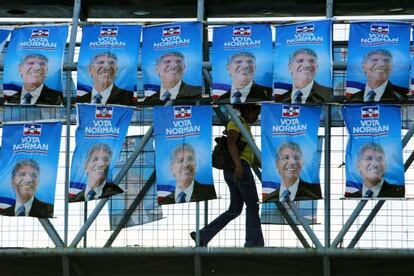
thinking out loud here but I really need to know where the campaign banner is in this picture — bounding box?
[69,104,133,202]
[261,103,322,202]
[343,105,405,198]
[109,136,163,229]
[0,121,62,218]
[273,20,332,103]
[211,24,273,104]
[141,22,202,104]
[3,25,68,105]
[154,105,216,205]
[345,21,410,102]
[77,24,141,106]
[261,200,318,225]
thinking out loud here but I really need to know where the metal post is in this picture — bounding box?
[196,202,201,247]
[38,218,65,248]
[347,200,386,248]
[324,105,331,249]
[104,171,156,247]
[63,0,82,246]
[61,256,70,276]
[326,0,333,18]
[402,124,414,148]
[287,202,323,248]
[331,200,368,248]
[274,202,311,248]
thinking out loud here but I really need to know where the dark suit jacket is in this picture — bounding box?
[346,180,405,198]
[275,81,332,103]
[77,84,135,106]
[1,197,54,218]
[345,81,408,103]
[158,180,217,205]
[69,182,124,203]
[263,179,322,203]
[5,85,63,105]
[142,81,202,105]
[214,82,272,104]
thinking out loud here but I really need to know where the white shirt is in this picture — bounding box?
[362,179,384,198]
[91,84,113,104]
[174,180,195,203]
[363,81,388,102]
[230,81,253,104]
[84,181,106,201]
[290,81,314,104]
[160,81,181,100]
[14,197,35,216]
[279,178,300,202]
[20,85,43,104]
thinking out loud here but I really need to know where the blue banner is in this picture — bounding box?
[154,105,216,204]
[109,136,163,229]
[69,104,133,202]
[211,24,273,104]
[345,21,410,102]
[261,103,322,202]
[343,105,404,198]
[3,25,68,105]
[273,20,332,103]
[0,121,62,218]
[141,22,202,104]
[77,25,141,106]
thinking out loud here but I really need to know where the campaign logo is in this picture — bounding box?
[370,24,389,34]
[100,27,118,37]
[162,26,181,37]
[31,29,50,38]
[361,106,379,119]
[24,124,42,136]
[95,106,113,119]
[174,106,192,119]
[233,26,251,36]
[282,105,300,117]
[296,24,314,33]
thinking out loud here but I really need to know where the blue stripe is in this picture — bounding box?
[346,180,362,190]
[346,81,365,91]
[77,84,92,93]
[158,185,175,193]
[212,83,231,91]
[144,84,160,93]
[262,181,280,189]
[70,181,86,190]
[0,197,15,205]
[273,82,292,90]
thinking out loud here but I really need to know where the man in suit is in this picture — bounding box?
[69,143,123,202]
[346,49,408,102]
[346,143,404,198]
[214,52,272,104]
[158,143,216,205]
[5,54,63,105]
[143,51,201,104]
[77,52,135,106]
[1,159,53,218]
[275,48,331,103]
[264,141,321,202]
